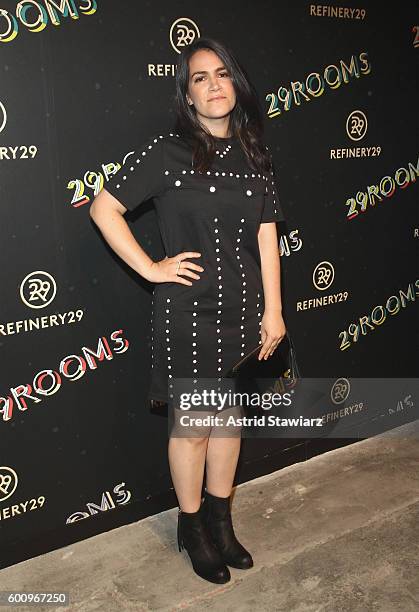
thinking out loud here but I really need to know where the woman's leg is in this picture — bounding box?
[168,399,242,509]
[170,432,232,584]
[201,414,253,570]
[204,403,243,495]
[204,436,241,496]
[168,436,209,512]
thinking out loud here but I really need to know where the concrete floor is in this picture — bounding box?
[1,420,419,612]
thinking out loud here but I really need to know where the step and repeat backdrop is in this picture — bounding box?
[0,1,418,568]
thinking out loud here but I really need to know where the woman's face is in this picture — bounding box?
[186,49,236,128]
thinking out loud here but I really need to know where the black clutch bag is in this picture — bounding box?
[226,331,300,380]
[225,331,301,413]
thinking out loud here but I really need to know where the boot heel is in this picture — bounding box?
[177,508,183,552]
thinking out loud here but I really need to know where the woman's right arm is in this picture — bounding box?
[89,188,203,286]
[89,188,156,281]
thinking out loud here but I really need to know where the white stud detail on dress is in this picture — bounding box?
[151,291,154,370]
[271,179,278,215]
[192,299,199,391]
[166,297,174,399]
[237,217,247,357]
[215,143,232,160]
[161,168,267,181]
[114,134,175,190]
[213,217,223,375]
[257,292,262,341]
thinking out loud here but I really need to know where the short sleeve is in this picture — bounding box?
[104,134,166,212]
[261,146,285,223]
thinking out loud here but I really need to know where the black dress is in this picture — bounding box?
[105,132,285,406]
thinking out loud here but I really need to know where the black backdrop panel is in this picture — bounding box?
[0,0,418,568]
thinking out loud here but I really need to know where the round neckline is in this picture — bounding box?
[213,135,235,142]
[215,136,236,146]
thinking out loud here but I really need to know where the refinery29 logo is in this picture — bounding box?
[313,261,335,291]
[0,466,18,502]
[19,270,57,309]
[346,110,368,141]
[0,99,6,133]
[169,17,200,54]
[331,378,351,405]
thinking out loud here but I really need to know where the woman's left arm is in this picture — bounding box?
[257,222,286,360]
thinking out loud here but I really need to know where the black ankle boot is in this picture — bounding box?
[177,504,231,584]
[202,490,254,569]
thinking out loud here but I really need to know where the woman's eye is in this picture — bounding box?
[194,73,229,83]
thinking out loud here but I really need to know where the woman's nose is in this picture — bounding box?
[208,79,220,91]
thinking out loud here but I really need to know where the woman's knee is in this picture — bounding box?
[169,432,210,444]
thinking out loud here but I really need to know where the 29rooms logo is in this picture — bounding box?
[345,155,419,220]
[340,279,419,351]
[0,0,97,43]
[66,482,132,523]
[0,330,129,423]
[265,51,371,119]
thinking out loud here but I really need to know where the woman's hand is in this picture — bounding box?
[144,251,204,285]
[258,309,286,360]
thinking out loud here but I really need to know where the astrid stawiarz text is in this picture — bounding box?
[177,415,324,428]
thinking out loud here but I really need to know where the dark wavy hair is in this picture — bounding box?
[173,37,271,175]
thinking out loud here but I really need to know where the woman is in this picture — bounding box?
[90,37,286,584]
